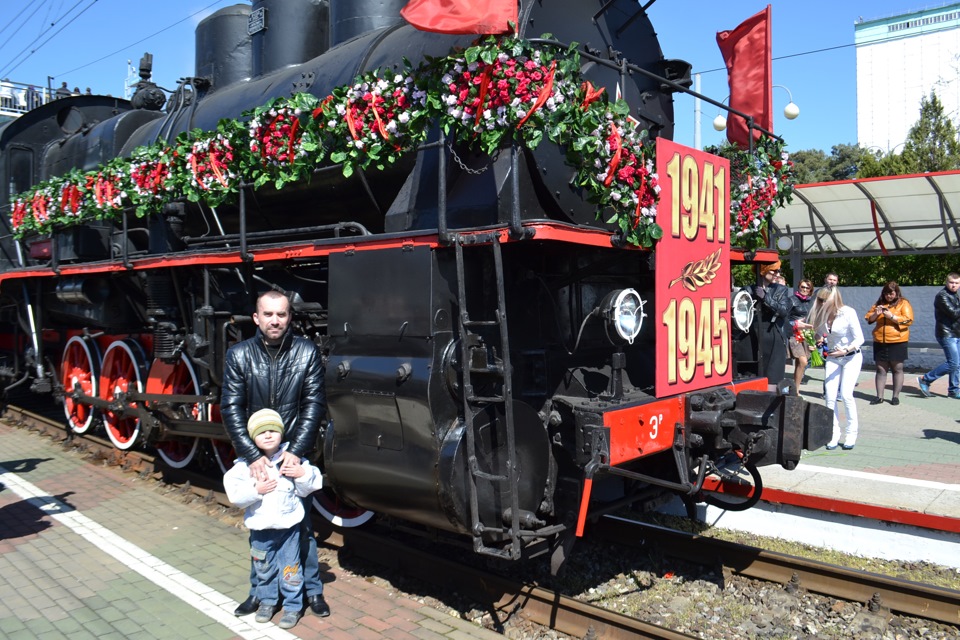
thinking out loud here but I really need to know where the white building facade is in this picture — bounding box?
[856,4,960,151]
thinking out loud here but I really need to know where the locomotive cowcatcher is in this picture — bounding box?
[0,0,831,566]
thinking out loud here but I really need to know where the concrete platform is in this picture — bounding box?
[0,422,503,640]
[763,363,960,521]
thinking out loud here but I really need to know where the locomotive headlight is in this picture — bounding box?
[601,288,647,345]
[732,289,756,332]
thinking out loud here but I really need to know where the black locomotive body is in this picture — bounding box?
[0,0,831,562]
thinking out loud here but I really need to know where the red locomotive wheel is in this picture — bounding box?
[208,404,236,473]
[312,491,375,528]
[146,355,201,469]
[98,339,146,451]
[60,336,101,434]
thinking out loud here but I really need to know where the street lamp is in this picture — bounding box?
[712,85,800,132]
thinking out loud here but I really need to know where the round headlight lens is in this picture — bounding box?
[732,289,755,332]
[603,288,646,345]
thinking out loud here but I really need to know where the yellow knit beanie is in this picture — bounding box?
[247,408,284,440]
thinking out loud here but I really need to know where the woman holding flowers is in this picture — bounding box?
[800,286,864,450]
[787,279,816,393]
[864,281,913,406]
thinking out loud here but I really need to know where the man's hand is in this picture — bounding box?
[279,450,305,478]
[248,455,273,482]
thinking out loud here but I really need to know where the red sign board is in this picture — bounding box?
[654,139,732,396]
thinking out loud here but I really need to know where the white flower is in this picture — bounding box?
[398,112,409,124]
[444,94,458,106]
[611,192,621,201]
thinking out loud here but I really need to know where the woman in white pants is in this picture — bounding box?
[800,287,864,450]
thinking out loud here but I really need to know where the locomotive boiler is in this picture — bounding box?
[0,0,831,565]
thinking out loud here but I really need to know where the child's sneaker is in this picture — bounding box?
[255,603,276,623]
[278,610,301,629]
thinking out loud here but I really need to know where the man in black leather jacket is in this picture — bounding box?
[221,290,330,618]
[918,272,960,399]
[749,260,791,386]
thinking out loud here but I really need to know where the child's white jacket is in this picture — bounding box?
[223,443,324,530]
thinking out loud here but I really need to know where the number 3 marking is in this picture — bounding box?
[649,414,663,440]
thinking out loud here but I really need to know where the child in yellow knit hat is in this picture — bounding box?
[223,408,323,629]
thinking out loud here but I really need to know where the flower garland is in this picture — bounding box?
[317,63,430,178]
[704,136,795,251]
[568,98,661,247]
[6,35,792,252]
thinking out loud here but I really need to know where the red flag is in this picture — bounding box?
[400,0,517,35]
[716,6,772,148]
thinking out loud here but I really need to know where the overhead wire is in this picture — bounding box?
[0,0,52,57]
[0,0,96,78]
[55,0,230,79]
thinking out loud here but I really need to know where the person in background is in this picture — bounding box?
[223,409,324,630]
[749,260,791,385]
[823,272,839,289]
[917,272,960,399]
[786,279,815,393]
[865,282,913,405]
[801,286,864,450]
[221,290,330,618]
[55,82,71,99]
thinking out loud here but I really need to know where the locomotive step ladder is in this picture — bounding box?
[453,234,523,560]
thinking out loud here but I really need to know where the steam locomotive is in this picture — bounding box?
[0,0,831,566]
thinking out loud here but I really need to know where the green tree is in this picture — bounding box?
[900,91,960,172]
[790,143,863,183]
[861,91,960,177]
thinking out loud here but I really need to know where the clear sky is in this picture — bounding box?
[0,1,940,153]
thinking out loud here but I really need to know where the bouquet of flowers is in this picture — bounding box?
[796,327,825,367]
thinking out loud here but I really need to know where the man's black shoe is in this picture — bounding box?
[308,594,331,617]
[234,595,260,616]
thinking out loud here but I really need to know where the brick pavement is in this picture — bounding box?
[0,421,504,640]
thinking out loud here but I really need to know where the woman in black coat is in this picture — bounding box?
[749,260,792,386]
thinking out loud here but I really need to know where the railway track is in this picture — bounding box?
[4,402,960,637]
